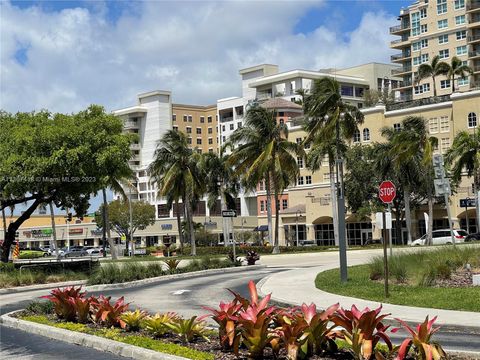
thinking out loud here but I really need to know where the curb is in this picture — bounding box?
[0,265,266,295]
[0,311,188,360]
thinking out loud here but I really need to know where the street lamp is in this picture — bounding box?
[336,113,348,283]
[295,210,300,247]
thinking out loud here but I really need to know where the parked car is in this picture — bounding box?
[61,246,88,258]
[465,232,480,242]
[85,247,102,255]
[410,229,468,246]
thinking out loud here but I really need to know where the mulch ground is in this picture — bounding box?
[435,267,480,288]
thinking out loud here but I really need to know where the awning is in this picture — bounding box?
[253,225,269,232]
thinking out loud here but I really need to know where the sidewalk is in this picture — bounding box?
[258,254,480,328]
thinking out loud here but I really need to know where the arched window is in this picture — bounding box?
[363,128,370,142]
[468,112,477,128]
[353,130,360,143]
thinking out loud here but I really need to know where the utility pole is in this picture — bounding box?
[433,154,455,247]
[296,210,300,247]
[336,113,347,283]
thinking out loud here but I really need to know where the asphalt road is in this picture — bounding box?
[1,250,480,358]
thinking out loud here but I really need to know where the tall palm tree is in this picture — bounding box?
[416,55,450,97]
[303,77,364,247]
[446,130,480,231]
[385,116,437,245]
[447,56,473,93]
[228,105,303,253]
[149,130,204,256]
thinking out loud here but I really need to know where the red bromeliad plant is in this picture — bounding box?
[273,309,309,360]
[41,286,86,321]
[92,295,130,328]
[330,305,393,360]
[392,316,446,360]
[203,299,243,350]
[74,296,97,323]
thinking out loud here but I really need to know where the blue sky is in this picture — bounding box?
[2,0,412,214]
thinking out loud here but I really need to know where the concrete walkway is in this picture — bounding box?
[258,250,480,328]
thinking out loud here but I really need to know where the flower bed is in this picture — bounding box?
[15,282,463,360]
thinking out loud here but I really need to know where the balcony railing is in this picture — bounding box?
[387,94,451,111]
[468,34,480,42]
[220,116,233,123]
[257,92,272,100]
[398,79,413,87]
[391,38,409,45]
[469,50,480,57]
[392,66,412,75]
[124,121,139,129]
[389,23,410,33]
[391,52,411,61]
[467,1,480,11]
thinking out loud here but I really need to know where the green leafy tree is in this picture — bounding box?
[0,106,133,262]
[228,105,303,253]
[95,199,155,246]
[415,55,450,97]
[148,130,204,256]
[446,56,473,93]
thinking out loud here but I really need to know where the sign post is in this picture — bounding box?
[222,210,237,262]
[433,154,455,247]
[379,180,396,298]
[460,198,476,233]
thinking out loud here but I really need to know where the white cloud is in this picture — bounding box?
[0,1,398,113]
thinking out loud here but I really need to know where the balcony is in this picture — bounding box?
[256,91,272,100]
[124,121,139,129]
[469,50,480,58]
[466,1,480,13]
[473,65,480,73]
[468,34,480,44]
[130,143,141,150]
[391,66,412,76]
[468,15,480,28]
[390,23,410,34]
[391,52,411,63]
[396,79,413,89]
[390,38,411,49]
[220,116,233,123]
[387,94,451,111]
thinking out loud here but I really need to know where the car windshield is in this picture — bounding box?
[457,230,468,237]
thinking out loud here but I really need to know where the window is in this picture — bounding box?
[341,85,354,97]
[282,199,288,210]
[196,138,202,145]
[437,0,447,14]
[363,128,370,142]
[208,127,213,134]
[456,30,466,40]
[186,127,192,134]
[183,115,188,122]
[420,8,427,18]
[196,128,202,134]
[208,148,213,153]
[429,118,439,133]
[323,173,330,183]
[354,87,364,97]
[411,12,421,36]
[305,176,312,185]
[455,0,465,9]
[297,177,304,185]
[222,125,225,132]
[229,124,234,130]
[207,116,212,123]
[196,148,202,154]
[439,49,449,59]
[260,201,265,212]
[172,114,176,122]
[200,116,205,123]
[456,45,467,56]
[413,39,428,51]
[188,115,193,122]
[441,138,450,153]
[458,77,469,86]
[187,137,192,144]
[437,19,448,29]
[440,116,450,132]
[297,157,304,168]
[468,112,477,128]
[421,24,428,33]
[455,15,465,25]
[296,137,302,144]
[353,130,360,143]
[394,123,401,131]
[414,83,430,94]
[440,79,451,89]
[222,135,226,142]
[173,126,178,131]
[413,54,429,65]
[208,138,213,145]
[237,122,242,128]
[438,34,448,44]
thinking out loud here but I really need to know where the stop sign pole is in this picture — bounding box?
[379,181,396,298]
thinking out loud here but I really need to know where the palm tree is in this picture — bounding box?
[446,130,480,231]
[415,55,450,97]
[149,130,204,256]
[447,56,473,93]
[303,77,364,248]
[228,105,303,253]
[385,116,437,245]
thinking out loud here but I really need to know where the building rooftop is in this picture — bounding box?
[261,98,303,110]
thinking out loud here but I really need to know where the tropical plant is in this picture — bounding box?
[246,250,260,265]
[203,299,243,350]
[446,56,473,93]
[392,316,446,360]
[228,105,303,253]
[163,258,181,273]
[149,130,205,256]
[330,305,393,360]
[166,316,210,343]
[92,295,129,328]
[142,312,179,337]
[273,310,309,360]
[41,286,86,321]
[74,296,97,324]
[415,55,449,97]
[120,309,148,331]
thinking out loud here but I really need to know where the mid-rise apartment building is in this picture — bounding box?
[390,0,480,101]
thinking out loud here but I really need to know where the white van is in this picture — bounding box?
[410,229,468,246]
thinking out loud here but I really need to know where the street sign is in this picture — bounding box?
[460,198,476,207]
[222,210,237,218]
[379,181,396,204]
[434,179,451,196]
[375,212,392,229]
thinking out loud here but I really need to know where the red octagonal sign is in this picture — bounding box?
[379,181,396,204]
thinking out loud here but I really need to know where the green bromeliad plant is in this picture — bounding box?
[120,309,148,331]
[142,312,178,337]
[166,316,210,343]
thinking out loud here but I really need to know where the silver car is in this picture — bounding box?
[62,246,88,258]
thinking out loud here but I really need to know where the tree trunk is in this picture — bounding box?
[49,202,59,258]
[274,187,280,254]
[265,175,274,251]
[427,196,434,246]
[1,198,42,262]
[1,209,6,245]
[404,188,413,245]
[432,75,437,97]
[175,199,184,250]
[186,197,196,256]
[102,188,117,259]
[329,164,339,246]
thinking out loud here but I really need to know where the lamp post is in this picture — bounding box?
[336,113,348,283]
[295,210,300,247]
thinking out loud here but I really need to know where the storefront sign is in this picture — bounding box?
[161,224,173,230]
[91,229,103,236]
[31,229,53,238]
[69,228,84,235]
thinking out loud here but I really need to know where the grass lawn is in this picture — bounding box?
[315,264,480,312]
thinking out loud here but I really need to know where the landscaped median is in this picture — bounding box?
[1,280,473,360]
[315,246,480,312]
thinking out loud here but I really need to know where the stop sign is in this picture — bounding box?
[379,181,396,204]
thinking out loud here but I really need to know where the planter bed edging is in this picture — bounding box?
[0,311,188,360]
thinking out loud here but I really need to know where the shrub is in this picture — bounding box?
[142,312,178,337]
[25,300,54,315]
[246,250,260,265]
[41,286,85,321]
[163,259,181,273]
[92,296,129,328]
[166,316,210,343]
[120,309,148,331]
